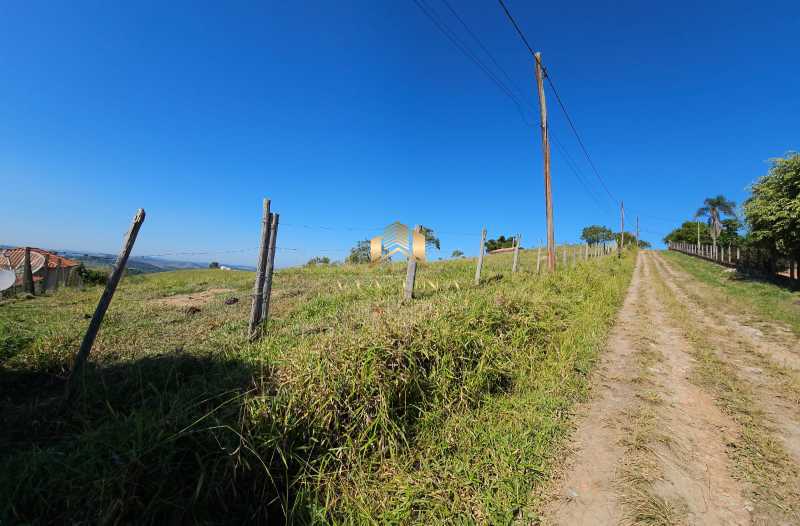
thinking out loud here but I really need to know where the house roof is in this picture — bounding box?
[488,246,519,254]
[1,247,80,271]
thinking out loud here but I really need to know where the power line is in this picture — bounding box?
[496,0,536,57]
[551,132,612,213]
[545,78,617,204]
[416,0,614,220]
[439,0,530,105]
[496,0,619,206]
[412,0,534,126]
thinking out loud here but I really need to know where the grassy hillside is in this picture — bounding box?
[1,249,634,524]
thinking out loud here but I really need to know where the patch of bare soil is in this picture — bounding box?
[154,288,234,308]
[546,252,751,525]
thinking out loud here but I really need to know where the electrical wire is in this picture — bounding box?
[415,0,615,219]
[496,0,619,206]
[412,0,535,126]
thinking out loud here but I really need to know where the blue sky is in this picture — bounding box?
[2,0,798,267]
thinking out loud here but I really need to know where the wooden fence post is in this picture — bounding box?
[23,247,34,295]
[474,227,486,285]
[562,245,567,267]
[536,241,542,274]
[248,199,271,340]
[41,253,50,294]
[65,209,145,401]
[261,213,280,328]
[405,225,421,300]
[512,233,521,273]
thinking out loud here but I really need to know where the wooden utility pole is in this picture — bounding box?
[635,216,639,248]
[404,225,421,300]
[249,199,272,340]
[261,213,280,326]
[22,247,34,295]
[66,209,145,401]
[534,52,556,271]
[618,201,625,257]
[512,233,521,272]
[474,227,486,285]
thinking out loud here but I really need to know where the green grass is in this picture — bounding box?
[663,251,800,335]
[1,249,634,524]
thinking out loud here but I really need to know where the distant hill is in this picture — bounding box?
[0,246,254,273]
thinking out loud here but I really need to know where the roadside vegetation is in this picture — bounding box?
[663,251,800,335]
[0,249,634,523]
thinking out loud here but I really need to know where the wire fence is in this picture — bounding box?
[667,241,800,285]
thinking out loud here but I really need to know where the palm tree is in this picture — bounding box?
[696,195,736,250]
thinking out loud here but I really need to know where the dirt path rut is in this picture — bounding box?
[546,251,800,525]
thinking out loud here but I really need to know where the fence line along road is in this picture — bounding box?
[667,241,799,283]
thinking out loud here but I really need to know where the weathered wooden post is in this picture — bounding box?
[512,233,521,273]
[562,246,567,267]
[248,199,271,340]
[261,212,280,326]
[22,247,34,295]
[474,227,486,285]
[40,253,50,294]
[536,241,542,274]
[65,209,145,401]
[405,225,421,300]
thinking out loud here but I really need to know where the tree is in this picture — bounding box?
[613,231,647,248]
[306,256,331,266]
[485,235,516,252]
[346,239,371,264]
[696,195,737,250]
[664,221,713,246]
[743,153,800,259]
[76,263,109,285]
[580,225,614,245]
[208,261,220,269]
[718,218,744,248]
[419,226,440,250]
[451,249,464,258]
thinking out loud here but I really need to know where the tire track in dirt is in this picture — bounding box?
[649,252,800,523]
[546,252,750,525]
[651,253,800,465]
[636,253,749,525]
[544,254,647,525]
[654,253,800,370]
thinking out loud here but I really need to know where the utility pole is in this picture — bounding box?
[618,201,625,257]
[534,52,555,271]
[635,216,639,248]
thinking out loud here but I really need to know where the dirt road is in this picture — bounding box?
[546,251,800,525]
